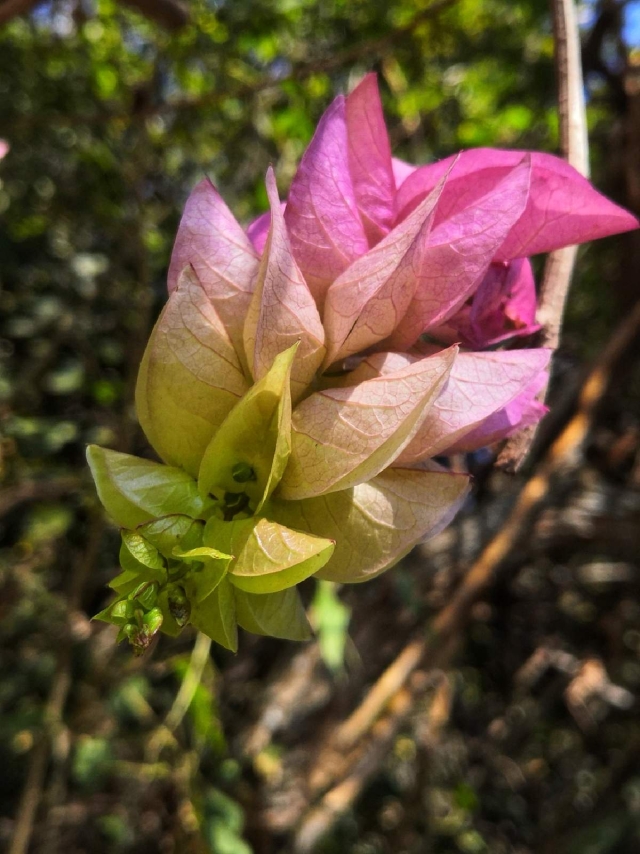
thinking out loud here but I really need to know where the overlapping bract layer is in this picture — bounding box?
[89,75,637,650]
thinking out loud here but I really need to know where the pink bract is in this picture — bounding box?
[148,74,638,581]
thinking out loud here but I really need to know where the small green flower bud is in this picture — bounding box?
[232,462,256,483]
[168,586,191,628]
[142,606,163,637]
[223,490,250,520]
[131,581,159,610]
[116,622,140,644]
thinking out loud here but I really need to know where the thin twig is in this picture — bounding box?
[120,0,189,31]
[334,638,425,750]
[498,0,589,472]
[288,298,640,849]
[294,688,414,854]
[9,512,104,854]
[0,477,81,519]
[293,646,458,853]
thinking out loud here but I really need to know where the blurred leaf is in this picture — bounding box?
[310,580,350,672]
[72,736,113,790]
[22,503,74,544]
[205,789,253,854]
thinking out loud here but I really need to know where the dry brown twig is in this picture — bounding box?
[0,476,81,519]
[8,512,104,854]
[120,0,189,31]
[288,292,640,854]
[498,0,590,472]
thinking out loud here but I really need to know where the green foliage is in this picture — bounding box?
[204,789,253,854]
[72,736,113,791]
[89,342,334,651]
[86,445,213,527]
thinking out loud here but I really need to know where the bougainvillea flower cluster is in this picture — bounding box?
[88,75,637,652]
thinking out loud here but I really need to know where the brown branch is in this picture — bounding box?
[498,0,589,472]
[0,477,82,519]
[8,512,104,854]
[294,687,415,854]
[287,298,640,850]
[292,645,459,853]
[119,0,189,31]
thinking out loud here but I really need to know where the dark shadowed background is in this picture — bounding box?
[1,1,640,852]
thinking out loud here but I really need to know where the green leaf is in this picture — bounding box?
[121,530,165,570]
[191,578,238,651]
[173,545,232,562]
[87,445,211,528]
[118,542,148,575]
[198,344,297,512]
[205,516,333,594]
[136,515,203,558]
[174,546,233,603]
[234,587,312,641]
[135,268,249,477]
[93,599,122,624]
[109,565,146,595]
[114,542,166,592]
[95,596,137,626]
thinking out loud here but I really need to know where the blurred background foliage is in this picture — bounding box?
[1,0,640,852]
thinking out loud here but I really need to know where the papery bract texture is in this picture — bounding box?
[136,267,248,477]
[345,73,396,245]
[431,258,540,349]
[396,148,638,259]
[386,157,533,350]
[89,74,638,652]
[168,178,259,355]
[284,96,368,307]
[243,169,326,400]
[270,466,469,583]
[280,347,457,499]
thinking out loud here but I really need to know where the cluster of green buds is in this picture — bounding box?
[89,345,337,653]
[107,581,164,655]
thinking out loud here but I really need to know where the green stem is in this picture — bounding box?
[164,632,212,733]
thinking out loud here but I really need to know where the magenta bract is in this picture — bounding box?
[142,74,637,583]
